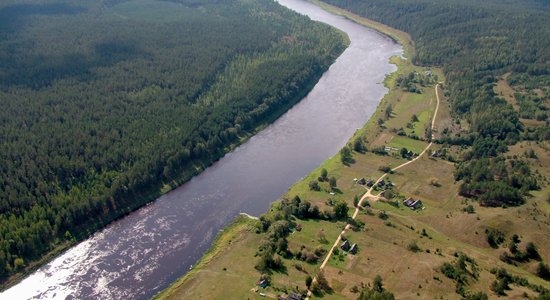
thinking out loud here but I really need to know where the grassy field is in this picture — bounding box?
[157,1,550,299]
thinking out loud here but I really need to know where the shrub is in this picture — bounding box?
[378,165,392,173]
[537,262,550,281]
[486,228,505,248]
[463,205,475,214]
[407,241,421,253]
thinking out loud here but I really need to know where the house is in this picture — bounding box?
[366,179,374,187]
[425,70,432,76]
[378,179,385,187]
[403,197,423,210]
[431,150,442,158]
[340,240,350,251]
[296,224,302,231]
[349,243,358,254]
[403,197,415,207]
[411,200,423,210]
[357,178,366,185]
[288,293,302,300]
[258,279,269,288]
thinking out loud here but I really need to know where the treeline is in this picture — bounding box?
[323,0,549,206]
[0,0,346,280]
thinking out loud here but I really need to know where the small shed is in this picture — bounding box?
[296,224,302,231]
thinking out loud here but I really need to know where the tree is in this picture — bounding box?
[309,180,320,191]
[306,275,313,288]
[400,147,409,158]
[354,137,366,152]
[525,242,540,260]
[463,205,475,214]
[13,258,25,272]
[333,201,349,219]
[384,104,393,119]
[316,270,331,292]
[340,146,353,165]
[329,176,337,188]
[373,275,384,293]
[354,195,359,207]
[536,262,550,280]
[321,168,328,180]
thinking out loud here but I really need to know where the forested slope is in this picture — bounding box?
[323,0,549,206]
[0,0,347,281]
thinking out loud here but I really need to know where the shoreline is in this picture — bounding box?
[152,215,257,299]
[154,0,416,298]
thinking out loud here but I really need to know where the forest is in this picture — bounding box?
[323,0,549,206]
[0,0,347,280]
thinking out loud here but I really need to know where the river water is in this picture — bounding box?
[2,0,401,299]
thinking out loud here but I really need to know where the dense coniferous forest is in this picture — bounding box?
[323,0,549,206]
[0,0,347,280]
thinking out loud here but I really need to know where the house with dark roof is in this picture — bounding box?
[340,240,350,251]
[403,197,423,210]
[288,293,302,300]
[349,243,358,254]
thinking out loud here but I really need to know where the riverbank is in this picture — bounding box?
[152,215,258,299]
[154,1,550,299]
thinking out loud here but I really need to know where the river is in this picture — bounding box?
[1,0,401,299]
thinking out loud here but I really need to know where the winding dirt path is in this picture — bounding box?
[306,83,441,299]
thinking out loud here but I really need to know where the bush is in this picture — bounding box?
[378,165,392,173]
[305,275,313,288]
[463,205,475,214]
[486,228,505,248]
[333,201,349,220]
[378,210,389,220]
[429,177,441,187]
[407,241,421,253]
[525,242,541,260]
[13,258,25,272]
[537,262,550,281]
[309,180,320,191]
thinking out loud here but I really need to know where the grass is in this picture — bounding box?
[386,136,428,154]
[494,73,519,111]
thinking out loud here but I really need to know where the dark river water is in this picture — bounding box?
[2,0,401,299]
